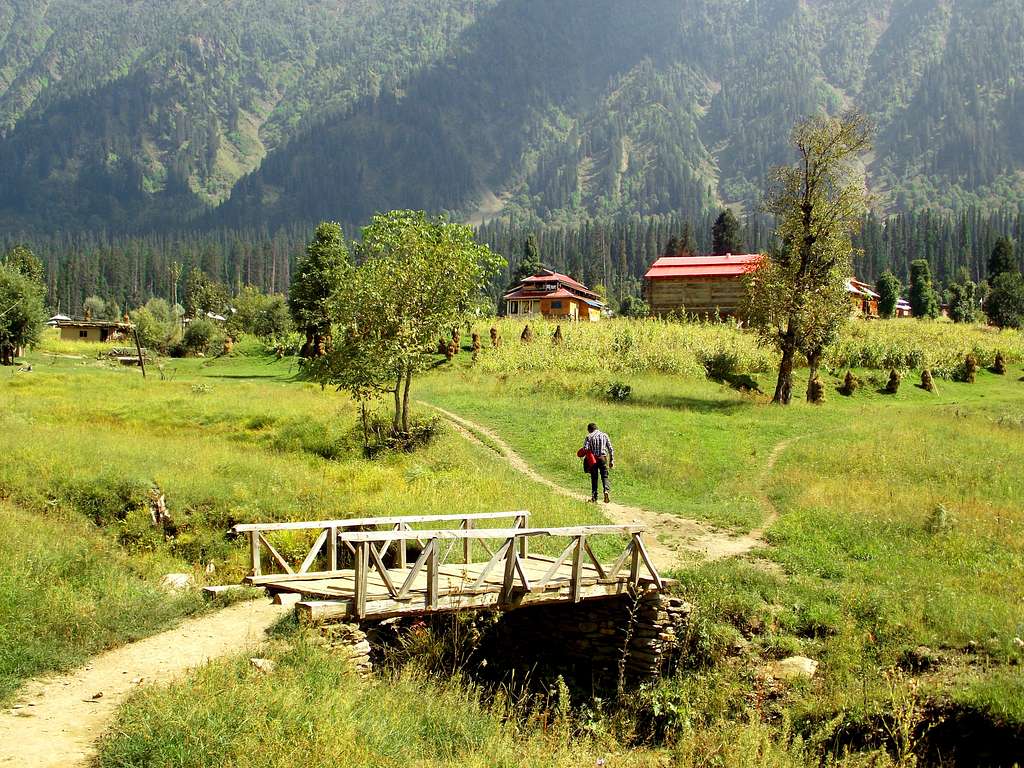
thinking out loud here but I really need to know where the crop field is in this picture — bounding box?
[3,320,1023,767]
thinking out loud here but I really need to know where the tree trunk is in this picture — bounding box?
[805,349,822,402]
[360,401,369,455]
[772,326,797,405]
[401,365,412,436]
[392,373,403,435]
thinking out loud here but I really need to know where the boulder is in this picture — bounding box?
[769,655,818,681]
[250,658,276,675]
[160,573,194,591]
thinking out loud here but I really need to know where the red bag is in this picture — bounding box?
[576,447,597,472]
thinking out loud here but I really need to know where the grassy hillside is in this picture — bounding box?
[5,320,1023,765]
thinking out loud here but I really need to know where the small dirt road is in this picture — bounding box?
[0,598,285,768]
[429,405,797,571]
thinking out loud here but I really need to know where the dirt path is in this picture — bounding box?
[0,598,286,768]
[429,404,797,570]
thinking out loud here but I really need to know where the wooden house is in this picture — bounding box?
[847,279,881,317]
[643,254,763,318]
[895,298,912,318]
[503,270,605,322]
[55,319,132,343]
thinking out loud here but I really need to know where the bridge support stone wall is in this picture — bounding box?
[481,590,691,690]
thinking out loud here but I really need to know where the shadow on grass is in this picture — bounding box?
[625,392,753,415]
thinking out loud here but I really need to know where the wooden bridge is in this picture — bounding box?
[234,511,665,622]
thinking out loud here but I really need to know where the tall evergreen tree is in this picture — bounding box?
[988,236,1016,277]
[711,209,742,254]
[877,271,901,318]
[515,234,542,281]
[909,259,940,319]
[289,222,350,358]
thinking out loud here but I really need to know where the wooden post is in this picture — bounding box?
[463,518,472,564]
[517,514,528,559]
[501,536,518,604]
[426,538,439,609]
[397,524,407,570]
[132,326,146,379]
[328,526,338,572]
[353,541,369,618]
[629,534,640,586]
[571,535,584,603]
[249,531,261,577]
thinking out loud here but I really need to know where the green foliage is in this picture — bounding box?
[0,261,46,364]
[876,272,901,319]
[604,381,633,402]
[746,113,872,404]
[514,235,542,281]
[226,287,291,340]
[711,209,742,254]
[618,295,650,319]
[131,298,180,353]
[2,244,44,284]
[311,211,503,436]
[289,222,350,356]
[947,276,979,324]
[182,319,221,355]
[988,236,1017,278]
[184,269,228,320]
[909,260,940,319]
[984,271,1024,329]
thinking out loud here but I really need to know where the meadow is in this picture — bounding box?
[4,319,1024,767]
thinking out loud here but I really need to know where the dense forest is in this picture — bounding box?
[2,0,1024,233]
[7,205,1022,315]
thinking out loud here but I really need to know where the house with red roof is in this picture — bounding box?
[503,269,606,322]
[643,253,763,318]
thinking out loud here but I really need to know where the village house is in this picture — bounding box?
[644,253,889,320]
[643,253,762,318]
[846,278,881,317]
[54,318,132,342]
[503,269,605,322]
[895,298,912,318]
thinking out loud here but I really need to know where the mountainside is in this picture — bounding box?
[1,0,1023,232]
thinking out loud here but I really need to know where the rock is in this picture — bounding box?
[160,573,194,591]
[769,656,818,681]
[1013,637,1023,649]
[250,658,276,675]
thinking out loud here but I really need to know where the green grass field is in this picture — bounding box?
[4,322,1023,766]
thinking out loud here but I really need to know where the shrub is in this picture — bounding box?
[183,319,221,355]
[698,345,741,381]
[605,381,632,402]
[61,475,151,527]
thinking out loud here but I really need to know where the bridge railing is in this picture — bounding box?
[328,524,660,619]
[233,511,530,583]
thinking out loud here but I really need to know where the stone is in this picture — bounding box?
[769,656,818,681]
[160,573,193,591]
[1013,637,1023,649]
[250,658,276,675]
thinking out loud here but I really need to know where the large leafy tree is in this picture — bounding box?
[184,268,229,320]
[947,272,978,324]
[711,209,742,254]
[909,260,939,319]
[289,222,350,358]
[3,245,45,285]
[877,271,901,318]
[0,262,46,365]
[746,112,873,405]
[311,211,503,438]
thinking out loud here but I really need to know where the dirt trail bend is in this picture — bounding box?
[0,598,285,768]
[428,404,785,570]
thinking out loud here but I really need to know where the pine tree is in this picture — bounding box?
[289,222,350,358]
[909,260,940,319]
[711,209,742,254]
[877,271,901,318]
[988,236,1016,277]
[515,235,542,281]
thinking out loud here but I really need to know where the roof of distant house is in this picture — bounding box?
[644,254,764,280]
[54,318,131,329]
[847,278,881,299]
[47,314,72,325]
[505,269,603,304]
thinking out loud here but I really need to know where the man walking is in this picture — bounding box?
[582,422,614,503]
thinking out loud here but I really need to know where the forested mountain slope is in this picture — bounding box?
[1,0,1023,232]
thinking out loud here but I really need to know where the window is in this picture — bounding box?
[551,301,562,309]
[508,301,518,315]
[79,330,88,338]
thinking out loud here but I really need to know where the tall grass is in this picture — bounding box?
[471,317,1024,379]
[0,502,203,702]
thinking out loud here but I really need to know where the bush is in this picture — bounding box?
[698,346,741,381]
[60,475,151,526]
[604,381,632,401]
[182,319,222,355]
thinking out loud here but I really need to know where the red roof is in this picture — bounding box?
[644,254,764,280]
[503,288,578,301]
[518,270,596,296]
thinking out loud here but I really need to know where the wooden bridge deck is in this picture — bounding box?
[233,512,664,622]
